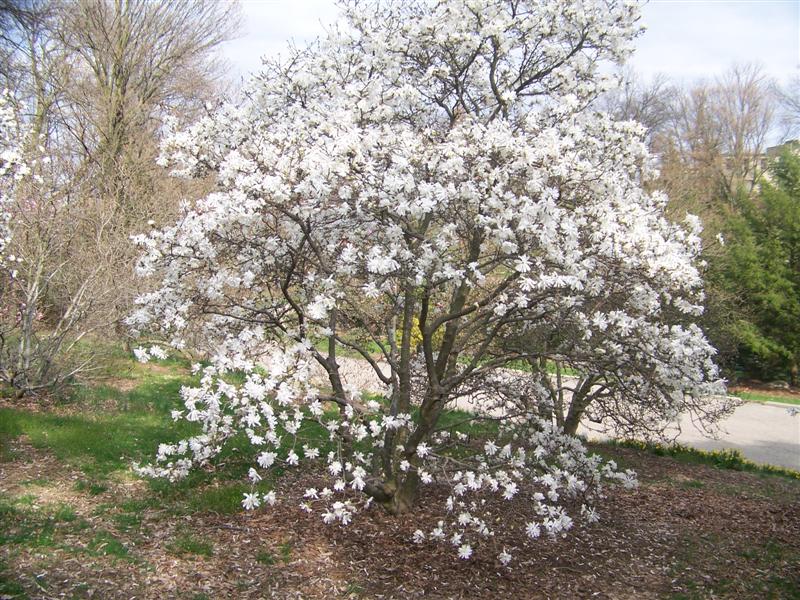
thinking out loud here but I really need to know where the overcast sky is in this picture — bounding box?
[220,0,799,86]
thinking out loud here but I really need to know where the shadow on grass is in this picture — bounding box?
[0,405,198,479]
[0,362,209,471]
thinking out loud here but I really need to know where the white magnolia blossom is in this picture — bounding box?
[242,492,261,510]
[132,0,727,562]
[0,92,26,270]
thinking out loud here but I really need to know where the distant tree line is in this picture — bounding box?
[604,65,800,385]
[0,0,239,396]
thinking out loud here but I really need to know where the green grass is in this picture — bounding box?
[345,582,366,596]
[14,494,36,507]
[73,338,192,380]
[2,493,133,562]
[312,336,384,358]
[682,479,704,489]
[0,342,797,599]
[433,406,501,439]
[254,541,292,564]
[74,479,109,495]
[0,493,94,556]
[739,540,800,598]
[168,533,214,557]
[51,504,78,522]
[0,362,203,481]
[278,541,293,563]
[86,530,129,558]
[670,535,800,599]
[0,557,28,599]
[0,348,310,593]
[141,430,286,515]
[188,483,252,514]
[73,369,196,412]
[0,407,200,479]
[0,352,222,572]
[732,390,800,406]
[312,333,584,380]
[255,549,277,565]
[112,512,142,532]
[0,495,55,548]
[119,498,157,512]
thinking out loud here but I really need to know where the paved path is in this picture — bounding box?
[320,356,800,470]
[579,403,800,470]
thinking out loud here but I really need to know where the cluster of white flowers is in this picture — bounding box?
[0,93,27,272]
[405,418,638,563]
[132,0,723,562]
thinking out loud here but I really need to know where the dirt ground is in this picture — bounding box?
[2,440,798,600]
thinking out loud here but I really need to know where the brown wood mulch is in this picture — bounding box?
[1,444,799,599]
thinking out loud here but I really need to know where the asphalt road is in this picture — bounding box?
[651,402,799,470]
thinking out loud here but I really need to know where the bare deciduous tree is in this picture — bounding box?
[0,0,240,396]
[657,64,775,214]
[600,69,678,145]
[776,74,800,140]
[60,0,240,214]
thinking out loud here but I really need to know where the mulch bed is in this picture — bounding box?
[2,443,799,599]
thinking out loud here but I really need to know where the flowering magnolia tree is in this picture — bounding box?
[131,0,727,562]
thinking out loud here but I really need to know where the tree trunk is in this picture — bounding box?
[387,472,420,515]
[562,377,598,436]
[563,412,581,436]
[365,474,420,515]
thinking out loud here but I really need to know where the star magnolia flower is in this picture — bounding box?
[484,440,498,456]
[242,492,260,510]
[515,255,532,273]
[526,522,541,539]
[499,549,512,566]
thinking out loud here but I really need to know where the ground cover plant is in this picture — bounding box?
[0,353,798,598]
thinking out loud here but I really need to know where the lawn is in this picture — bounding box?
[1,353,798,599]
[730,389,800,406]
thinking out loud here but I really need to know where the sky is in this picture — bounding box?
[220,0,800,86]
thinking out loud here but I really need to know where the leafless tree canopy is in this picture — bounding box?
[0,0,240,396]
